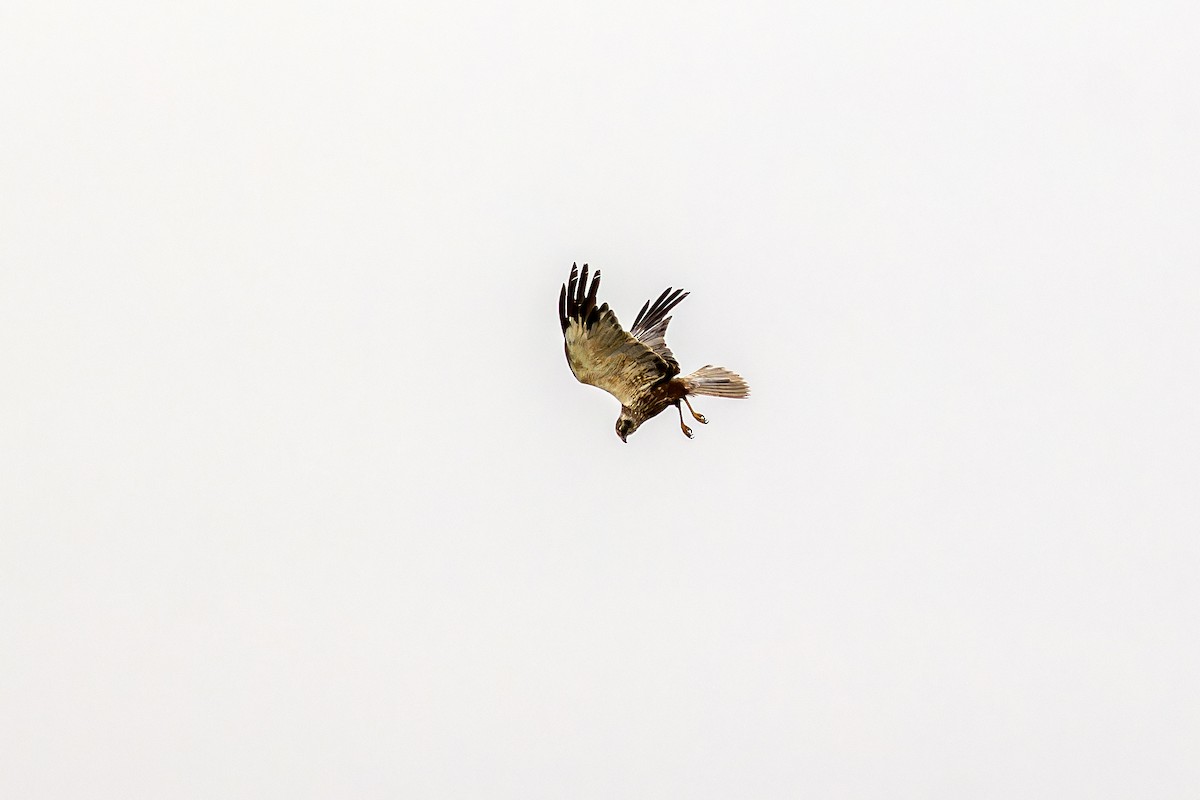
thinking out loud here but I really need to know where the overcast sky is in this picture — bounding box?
[3,1,1199,798]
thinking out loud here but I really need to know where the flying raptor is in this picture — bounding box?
[558,263,749,441]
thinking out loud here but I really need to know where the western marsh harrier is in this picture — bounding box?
[559,263,749,441]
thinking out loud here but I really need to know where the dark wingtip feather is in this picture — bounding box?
[585,269,601,312]
[631,298,651,331]
[630,285,689,337]
[562,262,606,332]
[566,264,580,317]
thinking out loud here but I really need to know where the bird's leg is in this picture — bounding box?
[683,395,707,424]
[675,402,694,439]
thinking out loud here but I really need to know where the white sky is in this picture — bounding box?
[3,1,1199,797]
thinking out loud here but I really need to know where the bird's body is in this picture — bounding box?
[558,263,749,441]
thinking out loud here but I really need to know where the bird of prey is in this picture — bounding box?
[558,263,749,442]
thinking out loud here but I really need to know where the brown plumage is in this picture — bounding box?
[558,263,749,441]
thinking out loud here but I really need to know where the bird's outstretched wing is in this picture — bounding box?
[559,263,673,407]
[629,284,689,374]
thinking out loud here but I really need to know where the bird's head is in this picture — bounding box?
[615,411,640,443]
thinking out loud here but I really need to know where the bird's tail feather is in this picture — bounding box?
[682,366,750,398]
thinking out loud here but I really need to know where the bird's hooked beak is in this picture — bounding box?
[618,431,627,443]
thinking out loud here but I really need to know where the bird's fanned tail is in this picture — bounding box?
[682,365,750,398]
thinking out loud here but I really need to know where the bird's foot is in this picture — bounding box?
[683,397,707,424]
[680,423,694,439]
